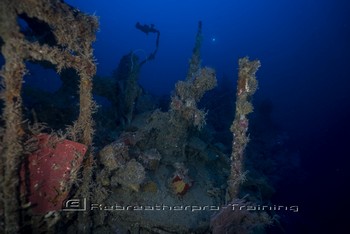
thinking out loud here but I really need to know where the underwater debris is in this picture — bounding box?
[118,130,144,146]
[111,159,146,192]
[20,134,87,214]
[172,175,192,196]
[93,22,161,128]
[228,57,261,200]
[205,56,279,234]
[171,67,217,130]
[99,141,129,171]
[208,57,274,233]
[187,21,202,80]
[171,162,193,196]
[125,21,217,163]
[169,21,216,130]
[113,52,142,125]
[142,181,158,193]
[0,0,98,232]
[0,1,276,230]
[138,148,162,171]
[88,24,226,233]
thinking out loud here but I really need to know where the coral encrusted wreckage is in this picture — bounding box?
[0,0,97,232]
[0,1,276,233]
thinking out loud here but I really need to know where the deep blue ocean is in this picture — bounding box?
[1,0,350,233]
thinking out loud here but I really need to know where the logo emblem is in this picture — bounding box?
[62,198,87,211]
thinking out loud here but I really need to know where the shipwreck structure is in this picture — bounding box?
[0,0,274,233]
[0,0,98,232]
